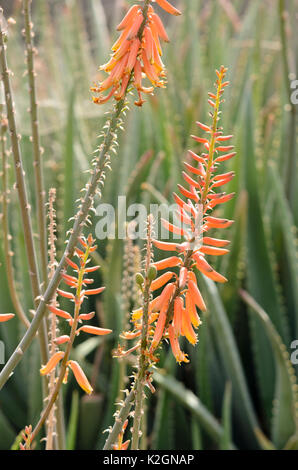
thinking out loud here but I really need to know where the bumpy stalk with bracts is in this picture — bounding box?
[21,235,112,448]
[0,10,49,371]
[131,215,156,450]
[0,115,28,327]
[0,0,180,390]
[23,0,48,289]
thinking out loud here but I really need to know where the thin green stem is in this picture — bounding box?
[23,0,48,288]
[131,217,153,450]
[0,18,49,368]
[103,388,136,450]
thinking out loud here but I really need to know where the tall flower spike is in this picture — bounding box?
[146,66,236,363]
[24,235,112,448]
[39,235,112,394]
[91,0,181,106]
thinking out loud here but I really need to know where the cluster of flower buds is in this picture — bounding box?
[123,67,235,364]
[20,425,32,450]
[91,0,181,106]
[40,235,112,394]
[112,419,130,450]
[0,313,15,323]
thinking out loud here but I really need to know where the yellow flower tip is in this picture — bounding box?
[67,360,93,395]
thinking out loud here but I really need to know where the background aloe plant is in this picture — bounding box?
[0,0,297,450]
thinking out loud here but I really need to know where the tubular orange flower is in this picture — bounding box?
[40,351,65,376]
[67,360,93,395]
[0,313,15,322]
[76,325,112,336]
[168,325,188,364]
[91,1,181,106]
[150,271,174,291]
[155,0,182,16]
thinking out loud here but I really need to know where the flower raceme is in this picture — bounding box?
[91,0,181,107]
[122,67,235,364]
[40,234,112,394]
[149,66,235,363]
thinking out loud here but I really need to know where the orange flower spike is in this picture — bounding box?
[76,325,112,336]
[0,313,15,322]
[155,0,182,16]
[67,360,93,395]
[40,351,65,376]
[185,291,201,328]
[153,256,182,271]
[117,5,141,31]
[168,325,189,364]
[173,296,183,335]
[150,271,174,291]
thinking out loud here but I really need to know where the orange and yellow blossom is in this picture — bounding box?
[91,0,181,107]
[40,235,112,394]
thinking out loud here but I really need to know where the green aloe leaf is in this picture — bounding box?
[153,371,236,450]
[240,290,298,449]
[200,276,259,448]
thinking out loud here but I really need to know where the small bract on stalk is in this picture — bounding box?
[21,234,112,448]
[91,0,181,106]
